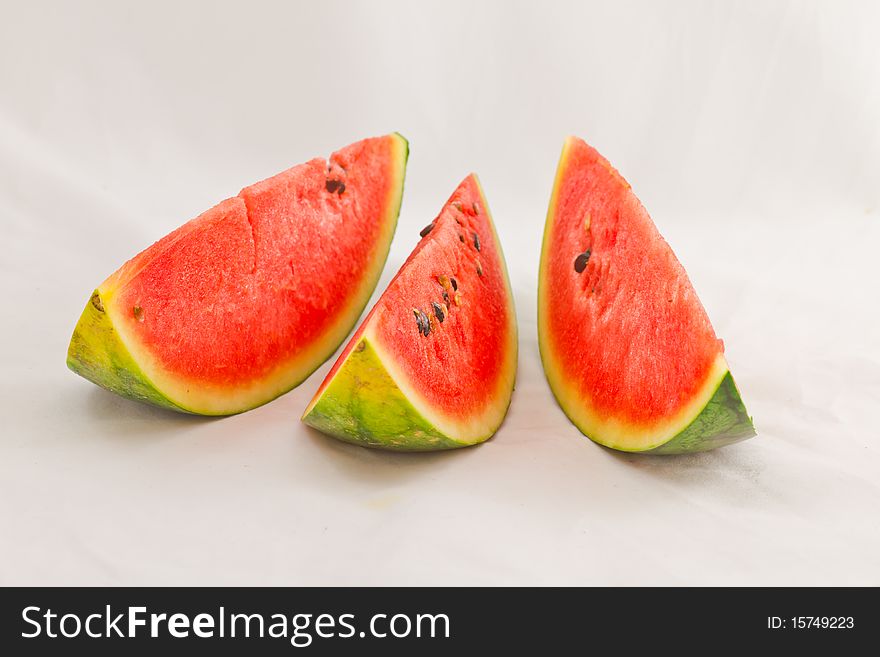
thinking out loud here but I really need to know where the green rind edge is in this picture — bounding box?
[66,291,186,412]
[643,370,756,454]
[302,338,470,452]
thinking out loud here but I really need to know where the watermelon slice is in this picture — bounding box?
[538,137,755,453]
[67,134,409,415]
[302,174,517,450]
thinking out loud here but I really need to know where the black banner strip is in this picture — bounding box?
[0,587,873,654]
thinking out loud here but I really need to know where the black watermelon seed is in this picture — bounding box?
[450,277,458,291]
[574,249,591,273]
[477,262,483,276]
[413,309,431,336]
[459,234,465,243]
[325,179,342,193]
[337,182,345,195]
[442,290,450,305]
[472,232,481,251]
[420,223,434,237]
[413,309,426,335]
[432,302,445,323]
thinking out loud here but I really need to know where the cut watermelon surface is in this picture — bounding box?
[538,137,754,453]
[67,134,409,415]
[302,174,517,450]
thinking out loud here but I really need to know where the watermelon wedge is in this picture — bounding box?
[67,134,408,415]
[302,174,517,450]
[538,137,755,453]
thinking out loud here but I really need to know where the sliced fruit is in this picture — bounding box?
[538,136,755,453]
[302,174,517,450]
[67,133,409,415]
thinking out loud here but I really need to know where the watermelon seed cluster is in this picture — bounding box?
[413,274,462,337]
[452,198,484,277]
[412,197,483,337]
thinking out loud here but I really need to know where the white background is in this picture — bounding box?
[1,1,878,585]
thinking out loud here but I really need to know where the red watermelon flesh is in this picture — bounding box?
[302,174,517,450]
[538,136,754,453]
[68,134,408,415]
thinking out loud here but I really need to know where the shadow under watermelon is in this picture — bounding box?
[300,423,470,486]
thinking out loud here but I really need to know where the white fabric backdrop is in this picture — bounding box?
[1,0,878,585]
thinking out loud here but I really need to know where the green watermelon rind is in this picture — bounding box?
[641,371,755,454]
[541,343,756,454]
[302,338,467,451]
[66,291,185,412]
